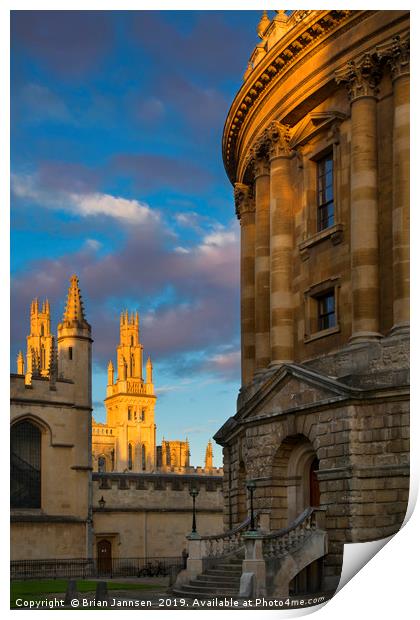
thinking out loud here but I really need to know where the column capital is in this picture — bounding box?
[234,182,255,220]
[386,35,410,81]
[253,152,270,179]
[335,53,382,102]
[266,121,292,160]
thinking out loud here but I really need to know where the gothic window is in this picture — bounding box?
[317,152,334,231]
[128,407,132,421]
[111,449,115,471]
[68,347,73,360]
[40,324,44,337]
[141,444,146,471]
[41,345,46,369]
[11,421,41,509]
[128,443,133,470]
[98,456,106,473]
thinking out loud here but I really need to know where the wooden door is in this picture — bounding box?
[97,539,112,574]
[309,458,320,507]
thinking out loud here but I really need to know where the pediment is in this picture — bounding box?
[290,111,346,149]
[240,363,354,421]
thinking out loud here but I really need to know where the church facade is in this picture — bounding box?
[214,9,410,595]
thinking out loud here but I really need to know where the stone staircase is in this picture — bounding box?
[172,555,243,598]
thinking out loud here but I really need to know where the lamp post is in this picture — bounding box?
[98,496,106,510]
[246,480,257,531]
[189,486,199,534]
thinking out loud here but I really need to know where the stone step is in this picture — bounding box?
[197,573,239,582]
[172,588,238,599]
[195,577,239,587]
[174,584,239,596]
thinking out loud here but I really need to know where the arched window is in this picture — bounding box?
[128,443,133,470]
[11,420,41,509]
[98,456,106,473]
[141,444,146,471]
[41,345,46,369]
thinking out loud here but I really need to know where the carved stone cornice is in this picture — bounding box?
[335,53,382,101]
[377,34,409,81]
[234,183,255,220]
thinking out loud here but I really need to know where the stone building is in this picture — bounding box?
[92,312,219,477]
[175,10,409,599]
[11,275,93,560]
[11,276,223,565]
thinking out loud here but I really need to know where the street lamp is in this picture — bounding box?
[246,480,257,531]
[98,496,106,510]
[189,486,199,534]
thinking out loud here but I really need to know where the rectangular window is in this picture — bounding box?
[317,152,334,231]
[317,291,336,331]
[127,407,132,421]
[68,347,73,360]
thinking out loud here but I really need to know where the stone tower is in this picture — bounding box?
[57,275,92,409]
[205,440,213,470]
[99,310,156,472]
[25,298,53,383]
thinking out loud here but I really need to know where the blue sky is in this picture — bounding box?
[10,10,265,467]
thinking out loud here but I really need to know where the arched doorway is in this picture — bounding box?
[270,435,319,529]
[97,539,112,575]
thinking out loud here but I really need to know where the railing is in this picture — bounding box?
[11,556,184,580]
[262,507,325,559]
[201,513,260,560]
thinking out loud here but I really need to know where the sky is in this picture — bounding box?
[10,9,264,467]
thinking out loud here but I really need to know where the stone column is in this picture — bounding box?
[337,55,382,342]
[268,122,294,364]
[235,183,256,385]
[389,37,410,334]
[254,153,271,372]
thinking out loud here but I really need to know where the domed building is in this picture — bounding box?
[175,10,409,600]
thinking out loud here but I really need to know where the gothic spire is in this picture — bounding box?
[63,274,87,324]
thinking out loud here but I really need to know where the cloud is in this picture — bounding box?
[12,172,158,225]
[111,153,214,193]
[13,83,74,125]
[11,216,240,379]
[11,11,114,78]
[130,12,256,79]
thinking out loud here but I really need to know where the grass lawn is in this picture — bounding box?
[11,579,164,609]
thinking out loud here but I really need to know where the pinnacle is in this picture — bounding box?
[63,274,87,324]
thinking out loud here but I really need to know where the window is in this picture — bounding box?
[128,443,133,470]
[317,291,336,331]
[141,445,146,471]
[317,152,334,231]
[127,407,132,421]
[68,347,73,360]
[11,421,41,509]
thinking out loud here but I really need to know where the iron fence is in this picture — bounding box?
[11,556,184,580]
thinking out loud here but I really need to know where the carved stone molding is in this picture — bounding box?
[234,182,255,220]
[335,53,382,101]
